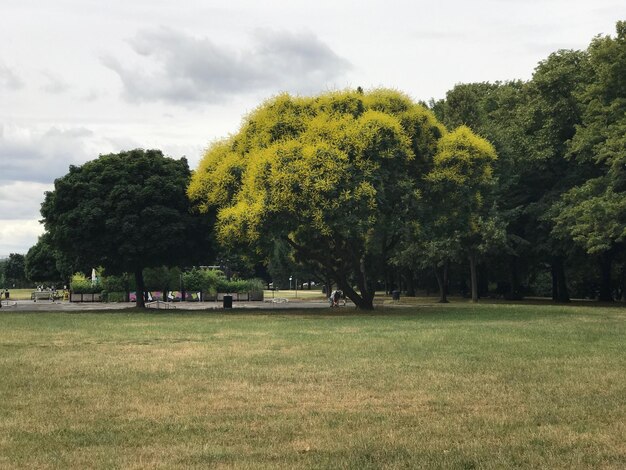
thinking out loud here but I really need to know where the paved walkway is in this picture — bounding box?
[0,299,353,312]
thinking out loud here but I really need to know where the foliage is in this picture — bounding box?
[429,48,594,302]
[425,126,502,301]
[189,89,448,309]
[25,234,62,284]
[0,259,6,287]
[101,273,131,293]
[4,254,27,288]
[551,179,626,255]
[41,149,212,307]
[555,22,626,247]
[548,22,626,300]
[182,268,225,295]
[143,266,181,292]
[245,278,265,294]
[70,272,100,294]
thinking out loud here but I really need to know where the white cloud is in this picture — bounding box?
[0,124,99,184]
[101,27,352,105]
[0,181,52,220]
[0,62,24,90]
[40,70,71,94]
[0,219,44,256]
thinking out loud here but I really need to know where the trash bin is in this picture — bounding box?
[392,290,400,301]
[223,295,233,309]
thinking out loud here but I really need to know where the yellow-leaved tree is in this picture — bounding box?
[189,89,448,309]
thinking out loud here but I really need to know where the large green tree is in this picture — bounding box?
[425,126,502,302]
[25,234,62,285]
[41,149,210,307]
[4,253,27,288]
[431,81,534,299]
[432,48,593,302]
[552,21,626,301]
[189,89,450,309]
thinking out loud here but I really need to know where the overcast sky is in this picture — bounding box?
[0,0,624,256]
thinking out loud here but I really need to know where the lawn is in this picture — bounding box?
[0,304,625,469]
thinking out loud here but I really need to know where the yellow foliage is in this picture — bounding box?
[189,88,454,248]
[428,125,497,186]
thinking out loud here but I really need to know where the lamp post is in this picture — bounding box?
[289,276,292,290]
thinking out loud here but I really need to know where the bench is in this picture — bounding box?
[31,291,54,302]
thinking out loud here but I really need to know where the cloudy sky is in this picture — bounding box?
[0,0,623,256]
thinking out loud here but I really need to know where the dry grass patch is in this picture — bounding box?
[1,305,625,468]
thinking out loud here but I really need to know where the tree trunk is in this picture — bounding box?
[405,269,416,297]
[356,257,375,309]
[509,256,522,300]
[551,256,570,303]
[135,268,146,308]
[551,265,558,301]
[469,252,478,303]
[434,262,449,303]
[478,264,489,298]
[620,265,626,302]
[338,279,374,310]
[598,252,614,302]
[282,236,374,309]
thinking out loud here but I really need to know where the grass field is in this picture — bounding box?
[1,304,625,469]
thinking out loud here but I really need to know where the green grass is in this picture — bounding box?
[1,304,625,469]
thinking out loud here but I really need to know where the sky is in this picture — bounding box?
[0,0,624,256]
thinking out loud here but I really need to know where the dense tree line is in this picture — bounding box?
[190,22,625,307]
[189,88,499,309]
[27,22,626,308]
[427,21,626,302]
[0,254,28,288]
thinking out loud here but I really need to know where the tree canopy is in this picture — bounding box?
[24,234,62,285]
[189,89,499,309]
[41,149,211,307]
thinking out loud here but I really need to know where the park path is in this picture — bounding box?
[0,299,354,312]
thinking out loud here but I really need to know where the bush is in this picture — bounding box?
[101,274,128,293]
[70,272,101,294]
[103,291,127,302]
[182,268,225,295]
[246,278,265,294]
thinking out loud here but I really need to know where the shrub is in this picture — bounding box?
[182,268,225,295]
[70,272,100,294]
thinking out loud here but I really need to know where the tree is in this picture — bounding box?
[431,50,593,302]
[25,234,62,284]
[41,149,210,307]
[189,90,448,309]
[551,22,626,301]
[5,253,26,288]
[425,126,502,302]
[431,81,534,300]
[143,266,182,296]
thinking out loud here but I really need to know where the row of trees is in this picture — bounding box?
[31,22,625,309]
[188,21,626,308]
[0,254,27,288]
[427,20,626,303]
[188,88,499,309]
